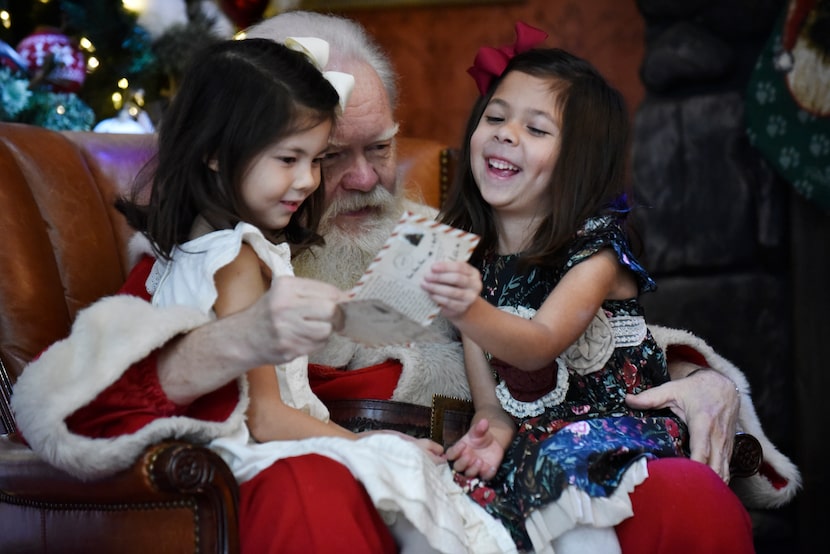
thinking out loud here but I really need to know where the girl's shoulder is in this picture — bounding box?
[149,222,293,308]
[186,221,263,247]
[567,216,656,293]
[569,215,626,257]
[184,222,290,259]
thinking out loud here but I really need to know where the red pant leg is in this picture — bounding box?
[238,454,398,554]
[616,458,754,553]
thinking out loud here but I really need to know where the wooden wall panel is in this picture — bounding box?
[331,0,645,146]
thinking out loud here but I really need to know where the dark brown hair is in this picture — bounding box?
[441,48,630,270]
[117,38,340,259]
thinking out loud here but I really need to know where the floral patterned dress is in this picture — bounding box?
[456,215,688,550]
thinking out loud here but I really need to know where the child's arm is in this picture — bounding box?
[424,249,629,372]
[446,338,516,480]
[213,244,354,442]
[214,245,447,460]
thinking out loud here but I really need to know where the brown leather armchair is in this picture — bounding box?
[0,122,454,553]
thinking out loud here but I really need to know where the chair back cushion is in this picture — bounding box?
[0,125,154,384]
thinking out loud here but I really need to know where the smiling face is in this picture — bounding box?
[470,71,562,219]
[240,119,332,232]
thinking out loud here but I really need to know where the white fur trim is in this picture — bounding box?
[12,295,248,481]
[336,313,470,406]
[650,325,801,508]
[127,232,155,270]
[390,315,470,404]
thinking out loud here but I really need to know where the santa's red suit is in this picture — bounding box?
[13,255,799,553]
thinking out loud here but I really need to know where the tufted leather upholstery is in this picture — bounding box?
[0,121,454,553]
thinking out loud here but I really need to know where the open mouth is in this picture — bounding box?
[487,157,520,175]
[338,205,381,218]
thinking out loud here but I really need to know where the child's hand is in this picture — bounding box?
[446,418,504,480]
[422,260,482,320]
[360,430,446,464]
[411,437,448,464]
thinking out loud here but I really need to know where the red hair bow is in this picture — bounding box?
[467,22,549,96]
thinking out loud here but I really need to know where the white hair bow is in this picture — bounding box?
[285,37,355,112]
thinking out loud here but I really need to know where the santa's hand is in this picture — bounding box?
[626,367,739,481]
[252,276,347,363]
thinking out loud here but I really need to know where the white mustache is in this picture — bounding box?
[323,185,397,223]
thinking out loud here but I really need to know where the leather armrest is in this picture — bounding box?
[0,435,237,499]
[0,436,240,553]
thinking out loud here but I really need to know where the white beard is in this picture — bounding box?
[292,185,472,405]
[293,185,406,290]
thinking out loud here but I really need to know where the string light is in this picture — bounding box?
[111,91,123,110]
[80,37,98,75]
[117,78,129,89]
[79,37,95,53]
[121,0,147,13]
[1,11,10,30]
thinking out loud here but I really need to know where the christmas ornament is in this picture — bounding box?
[746,1,830,210]
[16,28,86,93]
[0,40,29,73]
[217,0,269,29]
[774,0,830,116]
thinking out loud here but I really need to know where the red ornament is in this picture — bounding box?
[16,28,86,93]
[218,0,269,30]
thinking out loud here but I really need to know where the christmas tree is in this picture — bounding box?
[0,0,254,132]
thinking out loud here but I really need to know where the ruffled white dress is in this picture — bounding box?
[146,221,516,554]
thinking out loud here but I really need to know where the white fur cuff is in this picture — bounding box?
[11,295,246,481]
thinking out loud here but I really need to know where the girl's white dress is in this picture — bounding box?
[145,221,516,554]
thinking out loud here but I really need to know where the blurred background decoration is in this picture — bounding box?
[0,0,245,131]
